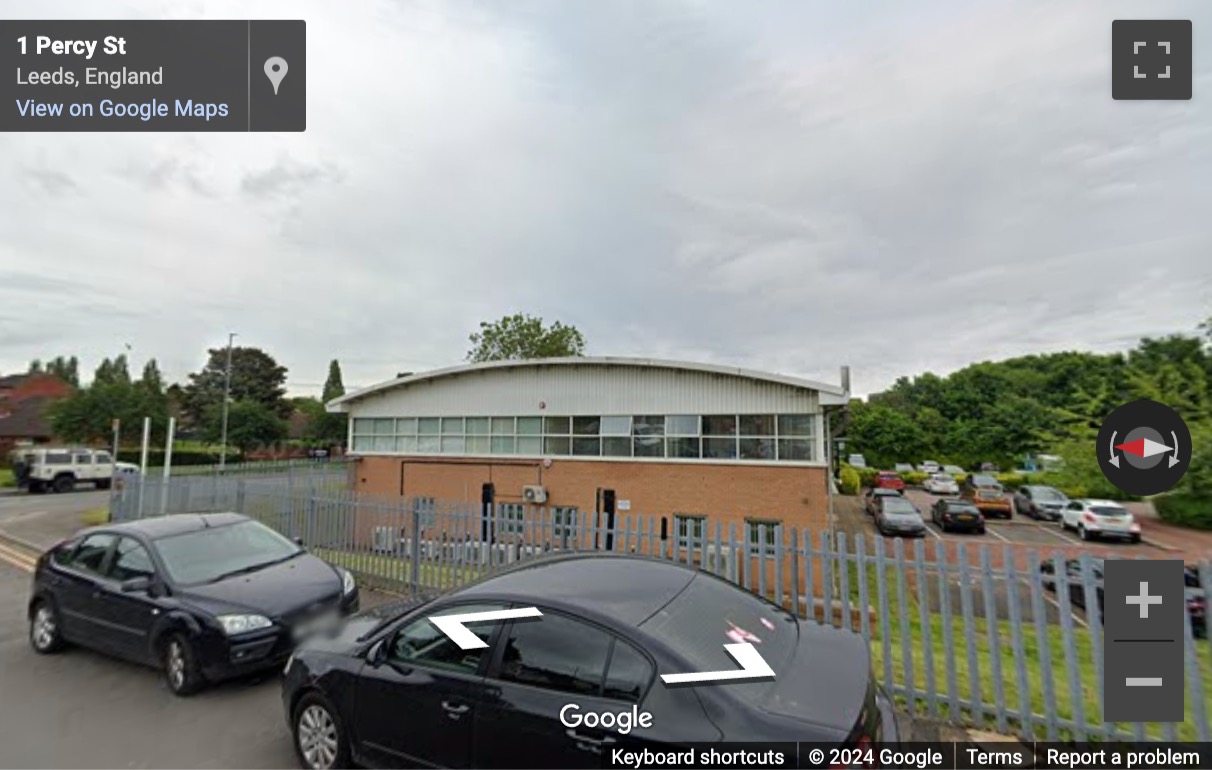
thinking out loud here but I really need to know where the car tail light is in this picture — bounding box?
[1082,513,1096,523]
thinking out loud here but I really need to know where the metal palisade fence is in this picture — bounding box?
[111,471,1212,744]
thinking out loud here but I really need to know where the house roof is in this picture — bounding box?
[0,395,56,438]
[329,356,849,409]
[0,374,28,389]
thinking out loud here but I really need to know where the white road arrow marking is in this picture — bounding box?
[660,643,776,684]
[429,607,542,650]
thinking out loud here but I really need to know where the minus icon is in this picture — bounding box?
[1125,678,1163,687]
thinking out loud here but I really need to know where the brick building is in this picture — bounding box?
[328,358,849,552]
[0,373,73,455]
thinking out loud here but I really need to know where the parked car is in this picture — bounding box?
[1060,499,1140,543]
[960,475,1012,519]
[875,496,926,538]
[280,553,899,769]
[847,454,868,469]
[918,460,940,474]
[27,512,360,696]
[923,472,959,495]
[941,464,964,476]
[893,463,914,473]
[873,471,906,492]
[9,446,141,494]
[1038,559,1205,637]
[931,498,985,534]
[863,487,903,516]
[1014,485,1068,521]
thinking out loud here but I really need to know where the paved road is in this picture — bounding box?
[0,488,108,526]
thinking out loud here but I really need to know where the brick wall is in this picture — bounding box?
[2,374,72,403]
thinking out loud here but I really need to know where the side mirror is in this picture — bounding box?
[367,639,388,667]
[120,576,152,594]
[293,536,304,547]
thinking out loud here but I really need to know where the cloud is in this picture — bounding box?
[0,0,1208,398]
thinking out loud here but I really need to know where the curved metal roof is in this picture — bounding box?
[328,356,847,409]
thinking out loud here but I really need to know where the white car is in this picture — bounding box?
[847,454,867,469]
[923,472,959,495]
[942,464,964,475]
[918,460,941,474]
[10,447,140,494]
[1060,499,1141,543]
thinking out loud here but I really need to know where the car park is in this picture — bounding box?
[960,474,1012,519]
[875,496,926,538]
[1059,499,1141,543]
[923,472,959,495]
[863,487,903,516]
[1014,485,1068,521]
[280,553,898,769]
[941,464,964,476]
[9,446,141,493]
[873,470,905,492]
[930,499,985,534]
[893,463,914,473]
[918,460,940,474]
[27,512,360,696]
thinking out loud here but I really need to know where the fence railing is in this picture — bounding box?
[111,475,1212,744]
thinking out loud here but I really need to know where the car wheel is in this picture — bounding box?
[1079,525,1092,542]
[978,527,987,535]
[29,600,66,654]
[162,633,205,696]
[95,479,111,490]
[52,475,74,494]
[293,692,350,770]
[29,480,46,494]
[1130,534,1141,544]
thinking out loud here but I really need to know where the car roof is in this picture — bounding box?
[453,553,696,626]
[1077,499,1125,507]
[88,512,250,539]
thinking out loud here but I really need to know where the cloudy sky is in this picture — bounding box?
[2,1,1210,397]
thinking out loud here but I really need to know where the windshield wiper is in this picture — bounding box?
[205,552,301,583]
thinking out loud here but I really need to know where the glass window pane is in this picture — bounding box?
[667,437,701,458]
[517,436,542,454]
[634,436,664,457]
[739,415,774,436]
[491,436,516,454]
[702,416,737,436]
[600,416,631,435]
[391,603,508,675]
[517,417,542,435]
[467,436,490,454]
[372,418,395,435]
[632,416,665,437]
[544,416,570,435]
[418,436,440,453]
[778,439,813,461]
[602,437,632,457]
[777,414,813,437]
[665,415,699,436]
[495,612,611,696]
[442,417,464,435]
[351,435,372,452]
[396,418,417,435]
[740,438,775,460]
[544,436,570,455]
[572,416,600,435]
[572,437,601,456]
[674,515,706,543]
[491,417,515,435]
[419,418,441,435]
[604,641,652,701]
[441,436,465,453]
[371,436,394,451]
[395,436,418,452]
[352,418,374,435]
[703,437,737,459]
[466,417,490,435]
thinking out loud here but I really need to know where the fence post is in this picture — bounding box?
[789,528,800,618]
[236,478,246,513]
[409,503,422,594]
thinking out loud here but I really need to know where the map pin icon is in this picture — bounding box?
[264,57,288,95]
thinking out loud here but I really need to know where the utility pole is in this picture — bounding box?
[218,332,237,471]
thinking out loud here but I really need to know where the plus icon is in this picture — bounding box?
[1112,20,1192,100]
[1126,581,1163,619]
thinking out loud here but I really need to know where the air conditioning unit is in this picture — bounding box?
[522,485,547,503]
[372,526,396,553]
[697,543,738,580]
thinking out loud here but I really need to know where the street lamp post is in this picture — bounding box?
[218,332,237,470]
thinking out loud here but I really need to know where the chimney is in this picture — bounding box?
[840,365,851,395]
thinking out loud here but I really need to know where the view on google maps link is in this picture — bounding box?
[0,2,1210,770]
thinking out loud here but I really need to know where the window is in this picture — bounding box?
[397,418,418,435]
[701,416,737,436]
[633,416,665,458]
[600,416,631,435]
[466,436,490,453]
[73,452,91,465]
[418,418,441,435]
[466,417,489,435]
[667,438,701,458]
[108,537,156,582]
[516,417,542,435]
[491,417,515,435]
[603,641,653,701]
[413,497,437,528]
[740,438,775,460]
[517,436,542,455]
[94,452,112,464]
[491,436,516,454]
[68,533,116,575]
[544,436,571,455]
[544,416,571,435]
[371,418,395,435]
[746,519,782,553]
[389,603,507,674]
[674,514,707,546]
[552,507,578,546]
[572,437,601,456]
[739,415,774,436]
[666,415,700,436]
[441,436,465,453]
[740,416,776,461]
[602,437,632,457]
[498,503,525,536]
[418,436,440,453]
[495,612,611,697]
[702,416,738,460]
[396,436,418,452]
[777,414,813,436]
[441,417,464,435]
[702,437,737,459]
[45,452,70,465]
[572,416,600,435]
[777,439,813,461]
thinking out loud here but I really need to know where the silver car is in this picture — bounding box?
[1060,499,1141,543]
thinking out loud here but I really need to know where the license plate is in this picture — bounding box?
[957,514,974,521]
[292,611,340,641]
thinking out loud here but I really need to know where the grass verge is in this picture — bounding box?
[311,547,479,593]
[0,469,13,488]
[80,507,110,526]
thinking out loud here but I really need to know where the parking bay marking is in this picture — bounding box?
[0,543,35,572]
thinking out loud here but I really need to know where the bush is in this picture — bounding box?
[994,472,1029,490]
[116,449,238,467]
[839,465,861,496]
[1154,494,1212,530]
[901,471,929,486]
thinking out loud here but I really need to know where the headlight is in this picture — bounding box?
[217,613,273,635]
[339,567,356,595]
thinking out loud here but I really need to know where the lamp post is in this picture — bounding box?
[218,332,237,470]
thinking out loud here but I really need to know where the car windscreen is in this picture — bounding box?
[882,498,917,514]
[947,503,980,514]
[933,474,954,482]
[1032,487,1065,501]
[153,520,304,585]
[1089,506,1128,518]
[640,573,796,704]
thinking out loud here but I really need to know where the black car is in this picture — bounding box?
[27,512,360,695]
[281,553,898,769]
[862,487,903,517]
[931,499,985,534]
[875,496,926,538]
[1038,559,1207,638]
[1014,485,1068,521]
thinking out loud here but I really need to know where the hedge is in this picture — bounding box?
[1154,494,1212,531]
[116,449,238,467]
[839,465,861,496]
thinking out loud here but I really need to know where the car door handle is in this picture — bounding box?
[566,729,616,747]
[441,701,469,715]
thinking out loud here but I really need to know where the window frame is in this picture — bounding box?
[673,514,707,547]
[63,532,119,578]
[744,518,783,554]
[106,536,159,583]
[384,601,512,678]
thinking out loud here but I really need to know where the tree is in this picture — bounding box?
[466,313,586,362]
[321,360,346,404]
[48,357,171,445]
[27,359,43,373]
[41,355,80,387]
[92,355,131,387]
[203,399,287,454]
[183,346,290,423]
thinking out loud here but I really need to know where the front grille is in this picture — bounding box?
[280,593,342,628]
